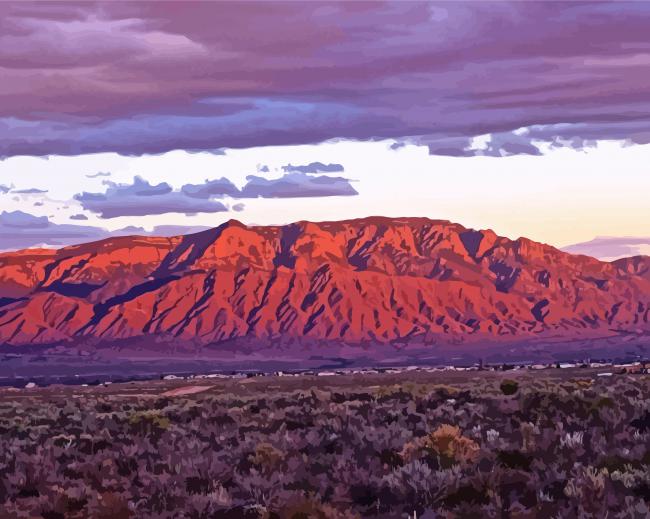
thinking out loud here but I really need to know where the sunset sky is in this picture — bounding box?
[0,1,649,258]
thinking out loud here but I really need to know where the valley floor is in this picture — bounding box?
[1,369,649,518]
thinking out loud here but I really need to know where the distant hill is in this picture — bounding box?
[562,236,650,262]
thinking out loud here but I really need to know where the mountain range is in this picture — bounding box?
[0,217,649,360]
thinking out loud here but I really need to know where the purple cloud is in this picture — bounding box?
[282,162,344,173]
[180,177,240,199]
[12,187,48,194]
[239,172,357,199]
[0,185,10,194]
[69,213,88,221]
[86,172,111,178]
[74,176,228,218]
[0,210,221,250]
[0,210,107,250]
[0,2,649,157]
[180,172,357,200]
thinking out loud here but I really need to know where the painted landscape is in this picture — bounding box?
[1,1,650,518]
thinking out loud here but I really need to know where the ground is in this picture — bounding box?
[1,369,649,518]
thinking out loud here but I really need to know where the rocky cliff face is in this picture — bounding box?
[0,217,649,348]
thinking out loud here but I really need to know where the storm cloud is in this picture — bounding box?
[1,2,650,157]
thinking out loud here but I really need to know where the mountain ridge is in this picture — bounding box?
[1,216,649,351]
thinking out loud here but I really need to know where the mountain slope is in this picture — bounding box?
[0,217,649,348]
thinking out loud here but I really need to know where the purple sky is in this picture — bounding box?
[1,1,650,157]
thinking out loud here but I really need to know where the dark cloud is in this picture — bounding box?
[74,176,228,218]
[232,203,245,212]
[0,185,11,194]
[12,188,48,194]
[86,172,111,178]
[1,2,650,157]
[562,237,650,261]
[282,162,345,173]
[239,172,358,199]
[69,213,88,220]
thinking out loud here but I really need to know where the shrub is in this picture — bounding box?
[500,379,519,395]
[401,424,480,468]
[250,442,285,471]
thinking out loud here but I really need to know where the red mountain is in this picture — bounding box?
[0,217,649,351]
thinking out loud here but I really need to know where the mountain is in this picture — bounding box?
[562,236,650,262]
[0,217,649,354]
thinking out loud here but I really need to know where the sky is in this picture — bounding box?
[0,1,649,258]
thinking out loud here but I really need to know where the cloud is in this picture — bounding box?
[180,177,240,199]
[0,185,11,194]
[179,172,358,201]
[69,213,88,221]
[108,224,213,237]
[148,225,212,236]
[86,172,111,178]
[74,176,228,218]
[0,210,108,250]
[1,2,650,157]
[282,162,344,173]
[12,187,48,194]
[0,210,221,251]
[239,172,358,199]
[232,203,245,212]
[562,237,650,261]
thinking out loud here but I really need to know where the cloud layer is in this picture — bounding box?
[1,2,649,157]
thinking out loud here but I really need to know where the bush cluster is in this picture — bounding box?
[0,373,649,518]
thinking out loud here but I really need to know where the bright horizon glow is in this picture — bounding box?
[1,138,649,255]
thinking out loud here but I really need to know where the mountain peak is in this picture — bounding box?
[0,216,648,349]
